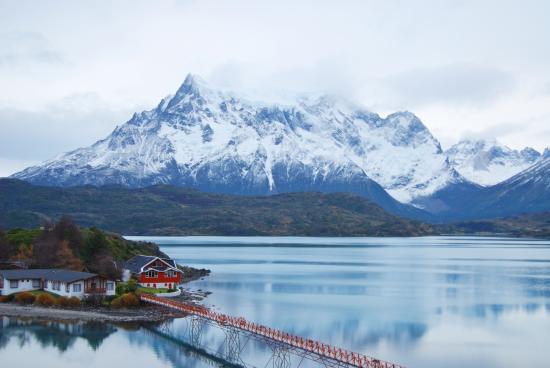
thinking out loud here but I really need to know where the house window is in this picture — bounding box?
[106,282,114,291]
[66,284,70,292]
[171,270,179,278]
[73,284,82,292]
[32,279,41,288]
[145,270,158,278]
[53,281,60,291]
[10,280,19,289]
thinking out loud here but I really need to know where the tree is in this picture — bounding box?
[82,228,108,263]
[87,250,120,279]
[55,240,83,271]
[11,244,33,263]
[32,230,59,268]
[53,216,84,256]
[0,227,10,261]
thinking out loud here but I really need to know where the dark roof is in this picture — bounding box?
[0,269,102,283]
[124,255,157,273]
[124,255,180,274]
[163,258,177,268]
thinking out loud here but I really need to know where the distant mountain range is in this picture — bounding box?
[446,139,541,186]
[9,74,550,223]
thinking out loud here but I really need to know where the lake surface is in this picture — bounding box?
[2,236,550,368]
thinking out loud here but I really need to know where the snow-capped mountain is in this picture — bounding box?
[13,74,466,216]
[446,139,541,186]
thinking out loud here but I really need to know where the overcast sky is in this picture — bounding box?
[1,0,549,177]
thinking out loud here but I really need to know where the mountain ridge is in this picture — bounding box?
[445,138,541,186]
[9,74,550,221]
[13,73,466,219]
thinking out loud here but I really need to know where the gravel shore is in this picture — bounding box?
[0,302,187,322]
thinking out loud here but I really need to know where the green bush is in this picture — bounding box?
[127,279,138,293]
[115,283,126,296]
[35,293,56,306]
[15,292,36,304]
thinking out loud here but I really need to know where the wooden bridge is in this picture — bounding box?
[140,293,404,368]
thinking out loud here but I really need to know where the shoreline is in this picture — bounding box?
[0,302,187,322]
[0,274,211,323]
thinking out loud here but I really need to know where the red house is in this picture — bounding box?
[123,255,183,289]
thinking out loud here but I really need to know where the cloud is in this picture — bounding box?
[0,93,136,165]
[384,65,517,108]
[0,32,64,68]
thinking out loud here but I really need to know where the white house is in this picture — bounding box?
[0,269,116,299]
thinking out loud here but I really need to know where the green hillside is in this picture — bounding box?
[0,179,435,237]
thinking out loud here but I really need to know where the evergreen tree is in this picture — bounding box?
[0,227,9,261]
[82,227,109,263]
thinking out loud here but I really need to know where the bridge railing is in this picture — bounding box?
[140,293,404,368]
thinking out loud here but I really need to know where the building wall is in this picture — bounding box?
[44,279,116,299]
[138,271,181,289]
[44,280,84,298]
[0,278,41,295]
[0,273,116,299]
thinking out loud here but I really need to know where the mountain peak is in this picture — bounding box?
[446,138,542,186]
[165,73,213,109]
[176,73,208,94]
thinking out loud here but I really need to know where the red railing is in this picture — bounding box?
[140,293,404,368]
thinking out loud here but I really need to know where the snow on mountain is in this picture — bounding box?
[13,74,462,207]
[445,139,541,186]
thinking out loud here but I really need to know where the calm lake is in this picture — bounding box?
[2,236,550,368]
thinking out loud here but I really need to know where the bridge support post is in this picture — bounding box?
[189,316,206,346]
[223,327,245,364]
[267,343,292,368]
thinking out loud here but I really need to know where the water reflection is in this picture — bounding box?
[0,317,231,368]
[152,236,550,368]
[0,317,115,352]
[1,236,549,368]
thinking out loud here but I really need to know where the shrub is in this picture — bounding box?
[15,292,36,304]
[83,293,104,306]
[110,297,122,308]
[115,283,126,296]
[35,293,56,306]
[57,296,70,307]
[111,293,139,309]
[0,295,14,303]
[126,279,138,293]
[121,293,139,307]
[68,296,81,307]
